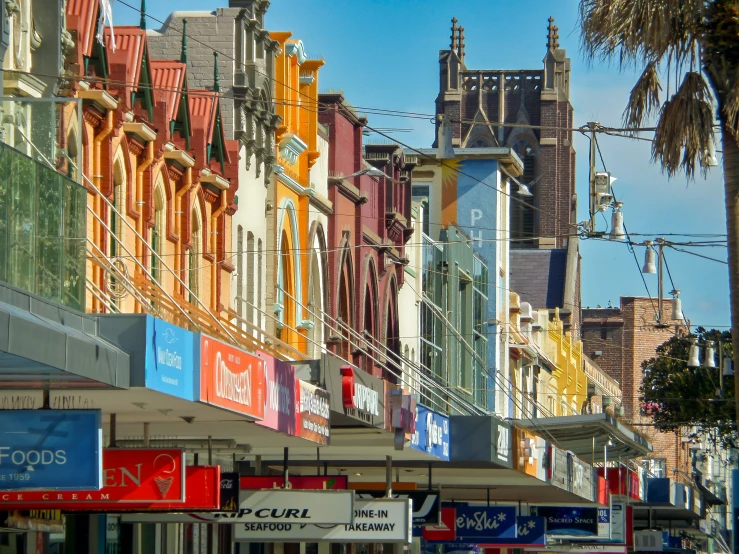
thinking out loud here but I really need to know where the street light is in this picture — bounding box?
[609,202,625,240]
[704,342,717,369]
[688,338,701,369]
[642,241,657,274]
[337,166,404,184]
[671,290,684,321]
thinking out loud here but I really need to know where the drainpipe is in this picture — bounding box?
[210,190,228,310]
[136,141,155,279]
[176,167,194,293]
[93,111,114,312]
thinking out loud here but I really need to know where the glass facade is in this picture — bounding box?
[0,141,86,310]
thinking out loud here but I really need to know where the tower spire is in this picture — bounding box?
[213,51,220,93]
[450,17,458,52]
[547,16,559,50]
[140,0,146,30]
[459,26,465,63]
[180,19,188,65]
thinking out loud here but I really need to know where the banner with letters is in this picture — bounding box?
[233,499,412,543]
[354,489,439,527]
[1,449,185,507]
[530,505,611,539]
[256,352,297,435]
[453,505,517,540]
[427,516,545,547]
[411,405,450,461]
[235,490,353,524]
[0,410,102,491]
[296,380,330,445]
[197,335,265,419]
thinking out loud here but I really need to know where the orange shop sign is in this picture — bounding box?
[198,335,264,419]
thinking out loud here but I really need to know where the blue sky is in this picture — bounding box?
[117,0,730,329]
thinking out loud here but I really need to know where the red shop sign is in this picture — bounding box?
[240,475,348,490]
[0,449,184,505]
[422,507,456,541]
[0,466,219,512]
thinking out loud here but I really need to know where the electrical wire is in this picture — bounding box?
[593,133,660,321]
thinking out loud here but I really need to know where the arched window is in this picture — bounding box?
[189,204,202,303]
[110,153,126,259]
[151,177,166,282]
[246,231,255,325]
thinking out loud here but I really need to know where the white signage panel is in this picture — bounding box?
[236,490,354,524]
[234,499,412,543]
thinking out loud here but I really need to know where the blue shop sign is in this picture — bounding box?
[453,505,517,540]
[530,506,602,537]
[0,410,102,490]
[411,405,450,461]
[145,316,195,400]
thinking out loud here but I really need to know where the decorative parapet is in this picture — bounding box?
[279,133,308,166]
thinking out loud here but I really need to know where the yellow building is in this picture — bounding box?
[270,33,324,355]
[509,292,587,418]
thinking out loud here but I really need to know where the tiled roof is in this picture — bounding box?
[104,27,147,91]
[509,249,567,310]
[151,60,186,124]
[66,0,99,60]
[188,91,218,142]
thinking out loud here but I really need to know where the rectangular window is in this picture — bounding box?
[247,232,255,325]
[644,458,667,478]
[412,184,430,237]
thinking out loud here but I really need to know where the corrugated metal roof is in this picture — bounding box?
[66,0,99,59]
[151,60,186,124]
[104,27,146,91]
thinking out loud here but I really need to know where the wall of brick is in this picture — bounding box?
[583,298,690,474]
[147,10,238,139]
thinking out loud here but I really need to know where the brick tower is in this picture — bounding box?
[434,16,575,249]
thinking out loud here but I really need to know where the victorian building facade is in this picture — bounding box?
[318,93,414,383]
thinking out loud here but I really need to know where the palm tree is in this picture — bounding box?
[579,0,739,425]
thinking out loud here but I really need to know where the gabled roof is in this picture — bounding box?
[66,0,99,60]
[189,91,218,142]
[188,91,230,170]
[104,27,147,91]
[151,60,186,124]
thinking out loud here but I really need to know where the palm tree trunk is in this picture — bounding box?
[720,122,739,426]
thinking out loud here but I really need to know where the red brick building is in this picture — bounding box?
[318,93,415,381]
[582,297,691,475]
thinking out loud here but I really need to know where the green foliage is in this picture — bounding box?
[640,328,736,448]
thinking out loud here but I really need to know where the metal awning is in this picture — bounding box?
[517,413,652,462]
[0,283,129,388]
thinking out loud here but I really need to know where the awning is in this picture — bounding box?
[0,283,129,388]
[517,413,652,462]
[695,479,725,506]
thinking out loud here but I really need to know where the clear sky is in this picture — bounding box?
[115,0,730,329]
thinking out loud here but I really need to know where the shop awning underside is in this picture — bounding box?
[517,413,652,462]
[0,282,129,388]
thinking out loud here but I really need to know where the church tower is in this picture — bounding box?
[434,17,575,249]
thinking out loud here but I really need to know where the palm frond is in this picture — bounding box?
[623,61,662,130]
[580,0,705,67]
[652,71,714,178]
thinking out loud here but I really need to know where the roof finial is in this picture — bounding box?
[450,17,458,51]
[547,16,559,50]
[459,26,465,62]
[140,0,146,30]
[213,51,220,93]
[180,19,188,65]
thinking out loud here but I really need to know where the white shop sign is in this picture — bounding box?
[234,499,412,543]
[237,490,354,524]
